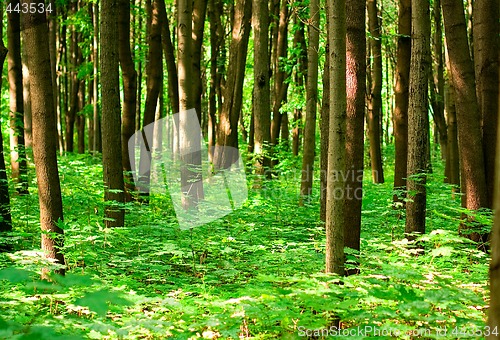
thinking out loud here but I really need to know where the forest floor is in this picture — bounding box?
[0,150,491,339]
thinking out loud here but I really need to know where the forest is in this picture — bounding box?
[0,0,499,338]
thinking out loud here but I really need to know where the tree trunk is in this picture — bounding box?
[119,0,138,202]
[66,6,80,153]
[393,0,411,203]
[444,80,460,187]
[7,2,28,194]
[291,17,306,157]
[0,6,13,235]
[22,42,32,148]
[178,0,204,208]
[76,78,85,154]
[473,0,499,209]
[320,44,330,223]
[101,0,125,227]
[325,0,346,275]
[344,0,365,253]
[160,4,179,114]
[252,0,271,177]
[366,0,384,184]
[22,0,66,266]
[442,0,488,212]
[405,0,430,237]
[299,0,319,201]
[92,2,101,154]
[192,0,208,122]
[213,0,252,170]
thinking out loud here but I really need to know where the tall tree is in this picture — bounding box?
[320,44,330,223]
[252,0,271,177]
[405,0,430,237]
[101,0,125,227]
[22,0,65,266]
[442,0,488,214]
[92,2,101,154]
[366,0,384,184]
[473,0,499,208]
[65,2,80,153]
[7,0,28,194]
[291,17,306,157]
[344,0,366,253]
[178,0,204,208]
[299,0,319,201]
[393,0,411,202]
[119,0,138,201]
[0,3,13,235]
[192,0,208,122]
[325,0,346,275]
[213,0,252,170]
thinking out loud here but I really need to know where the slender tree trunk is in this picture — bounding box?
[299,0,319,201]
[473,0,499,208]
[405,0,430,237]
[0,5,13,235]
[252,0,271,178]
[192,0,208,122]
[76,77,85,154]
[22,41,32,148]
[22,0,65,267]
[7,2,28,194]
[445,80,460,187]
[101,0,125,227]
[442,0,488,212]
[93,2,101,154]
[178,0,204,208]
[344,0,366,253]
[119,0,138,202]
[366,0,384,184]
[393,0,411,202]
[160,4,179,114]
[56,5,66,154]
[325,0,346,275]
[320,44,330,223]
[66,6,80,153]
[213,0,252,170]
[292,17,306,157]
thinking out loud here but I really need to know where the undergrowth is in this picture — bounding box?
[0,152,491,339]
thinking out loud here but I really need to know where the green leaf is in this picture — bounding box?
[0,268,33,283]
[74,289,132,316]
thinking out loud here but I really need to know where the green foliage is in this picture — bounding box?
[0,152,490,339]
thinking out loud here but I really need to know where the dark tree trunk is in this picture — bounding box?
[119,0,138,202]
[393,0,411,203]
[0,7,13,235]
[160,4,179,114]
[92,2,101,154]
[320,44,330,223]
[405,0,430,237]
[7,2,28,194]
[344,0,365,253]
[101,0,125,227]
[22,0,66,267]
[292,17,307,157]
[367,0,384,184]
[213,0,252,170]
[444,80,460,187]
[192,0,208,122]
[473,0,499,208]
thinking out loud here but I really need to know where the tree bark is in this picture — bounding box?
[119,0,138,202]
[320,44,330,223]
[213,0,252,170]
[192,0,208,122]
[444,80,460,188]
[473,0,499,208]
[405,0,430,237]
[299,0,320,200]
[366,0,384,184]
[0,4,13,235]
[325,0,346,275]
[344,0,365,253]
[291,17,306,157]
[92,2,101,154]
[160,5,179,114]
[22,0,65,266]
[7,1,28,194]
[101,0,125,227]
[252,0,271,178]
[442,0,488,212]
[393,0,411,202]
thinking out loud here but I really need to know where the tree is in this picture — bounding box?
[7,0,28,194]
[22,0,65,266]
[366,0,384,184]
[0,3,13,236]
[325,0,346,275]
[119,0,138,202]
[101,0,125,227]
[252,0,271,178]
[192,0,208,122]
[344,0,365,253]
[473,0,499,208]
[442,0,488,214]
[178,0,204,208]
[299,0,319,201]
[213,0,252,170]
[393,0,411,203]
[405,0,430,237]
